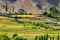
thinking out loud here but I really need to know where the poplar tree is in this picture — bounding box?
[35,36,38,40]
[5,2,8,12]
[57,34,60,40]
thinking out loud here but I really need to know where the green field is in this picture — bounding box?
[0,14,60,40]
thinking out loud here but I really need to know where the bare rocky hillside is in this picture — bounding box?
[0,0,60,14]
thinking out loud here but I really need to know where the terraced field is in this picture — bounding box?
[0,14,60,40]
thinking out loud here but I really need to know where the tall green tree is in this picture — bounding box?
[57,34,60,40]
[44,34,48,40]
[5,3,8,12]
[52,36,54,40]
[51,6,57,18]
[39,36,43,40]
[13,5,14,13]
[35,36,38,40]
[50,36,52,40]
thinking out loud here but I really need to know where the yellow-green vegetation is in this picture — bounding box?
[0,14,60,40]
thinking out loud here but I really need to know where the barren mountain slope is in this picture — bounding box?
[0,0,60,14]
[21,0,42,14]
[0,0,42,14]
[30,0,60,12]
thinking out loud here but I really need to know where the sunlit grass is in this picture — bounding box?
[0,14,60,40]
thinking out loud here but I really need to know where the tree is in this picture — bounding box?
[50,36,52,40]
[35,36,38,40]
[13,5,14,13]
[5,2,8,12]
[14,16,18,21]
[52,36,54,40]
[57,34,60,40]
[39,36,43,40]
[44,34,48,40]
[51,6,57,18]
[2,35,10,40]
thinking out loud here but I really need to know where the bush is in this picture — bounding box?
[43,12,48,15]
[14,16,18,21]
[13,34,18,38]
[32,22,51,29]
[14,36,22,40]
[1,35,10,40]
[43,7,57,18]
[14,36,27,40]
[13,34,27,40]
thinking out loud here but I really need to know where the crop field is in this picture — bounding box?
[0,14,60,40]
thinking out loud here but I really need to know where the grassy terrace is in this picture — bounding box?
[0,14,60,40]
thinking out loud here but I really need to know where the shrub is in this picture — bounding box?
[14,16,18,21]
[43,12,48,15]
[43,7,57,18]
[2,35,10,40]
[14,36,27,40]
[13,34,18,38]
[32,27,37,29]
[32,22,50,29]
[14,36,22,40]
[13,34,27,40]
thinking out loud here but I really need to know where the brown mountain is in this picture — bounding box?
[0,0,42,14]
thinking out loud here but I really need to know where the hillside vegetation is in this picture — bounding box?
[0,12,60,40]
